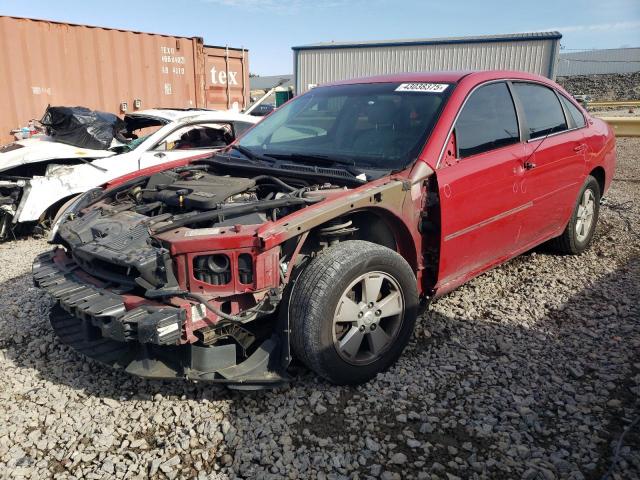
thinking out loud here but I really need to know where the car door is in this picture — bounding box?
[435,81,528,289]
[137,122,235,170]
[510,82,587,247]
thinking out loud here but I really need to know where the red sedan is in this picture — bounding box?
[36,70,616,387]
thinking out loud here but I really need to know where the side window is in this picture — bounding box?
[513,83,568,139]
[559,95,586,129]
[455,82,520,158]
[152,123,233,151]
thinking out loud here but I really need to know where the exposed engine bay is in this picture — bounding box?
[56,165,341,293]
[62,166,337,229]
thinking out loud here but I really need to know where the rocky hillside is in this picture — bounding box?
[557,72,640,101]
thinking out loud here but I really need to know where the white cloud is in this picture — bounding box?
[543,20,640,33]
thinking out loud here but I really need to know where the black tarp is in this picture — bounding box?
[41,106,126,150]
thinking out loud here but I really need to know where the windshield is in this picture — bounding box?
[116,135,149,152]
[109,115,168,152]
[237,82,452,170]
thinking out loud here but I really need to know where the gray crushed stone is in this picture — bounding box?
[0,139,638,479]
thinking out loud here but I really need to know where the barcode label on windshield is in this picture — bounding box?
[395,83,448,93]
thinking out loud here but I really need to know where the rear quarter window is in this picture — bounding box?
[513,83,568,139]
[559,95,586,128]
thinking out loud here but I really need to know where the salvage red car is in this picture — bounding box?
[33,71,616,389]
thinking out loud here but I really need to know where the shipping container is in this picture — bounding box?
[0,16,249,144]
[293,32,561,94]
[203,45,250,111]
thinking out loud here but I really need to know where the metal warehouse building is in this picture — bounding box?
[557,47,640,76]
[293,32,561,94]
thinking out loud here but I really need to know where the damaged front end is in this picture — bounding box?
[0,177,25,239]
[0,133,118,240]
[34,248,287,388]
[33,164,336,388]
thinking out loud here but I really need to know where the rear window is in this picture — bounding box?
[513,83,567,139]
[455,82,520,158]
[560,95,586,128]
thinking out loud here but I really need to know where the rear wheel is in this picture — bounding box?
[550,175,600,254]
[289,240,418,385]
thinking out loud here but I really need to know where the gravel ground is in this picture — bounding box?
[1,139,638,480]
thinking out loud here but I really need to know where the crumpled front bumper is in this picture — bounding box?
[33,250,185,345]
[33,249,290,388]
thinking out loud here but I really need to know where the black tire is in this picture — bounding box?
[550,175,600,254]
[0,212,10,241]
[289,240,418,385]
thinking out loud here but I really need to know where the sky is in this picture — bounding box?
[1,0,638,75]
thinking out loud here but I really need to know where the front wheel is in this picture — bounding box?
[550,175,600,254]
[289,240,418,385]
[0,211,11,241]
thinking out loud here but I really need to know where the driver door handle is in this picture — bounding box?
[154,152,166,158]
[524,161,536,170]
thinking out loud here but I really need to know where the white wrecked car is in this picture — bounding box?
[0,108,258,239]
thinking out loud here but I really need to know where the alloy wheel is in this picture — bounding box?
[332,271,405,365]
[575,189,595,242]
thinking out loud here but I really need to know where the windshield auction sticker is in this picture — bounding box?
[395,83,449,93]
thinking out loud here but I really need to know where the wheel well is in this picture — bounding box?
[309,209,418,272]
[350,211,398,251]
[590,167,605,196]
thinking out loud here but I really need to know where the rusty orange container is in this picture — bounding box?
[203,45,250,111]
[0,16,250,144]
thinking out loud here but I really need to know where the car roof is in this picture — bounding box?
[128,109,215,121]
[126,109,259,124]
[324,70,555,88]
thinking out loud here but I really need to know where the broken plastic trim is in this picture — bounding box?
[34,250,291,388]
[48,304,289,388]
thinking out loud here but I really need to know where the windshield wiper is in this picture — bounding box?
[219,147,366,181]
[76,156,108,173]
[229,144,275,163]
[262,152,358,167]
[265,152,366,177]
